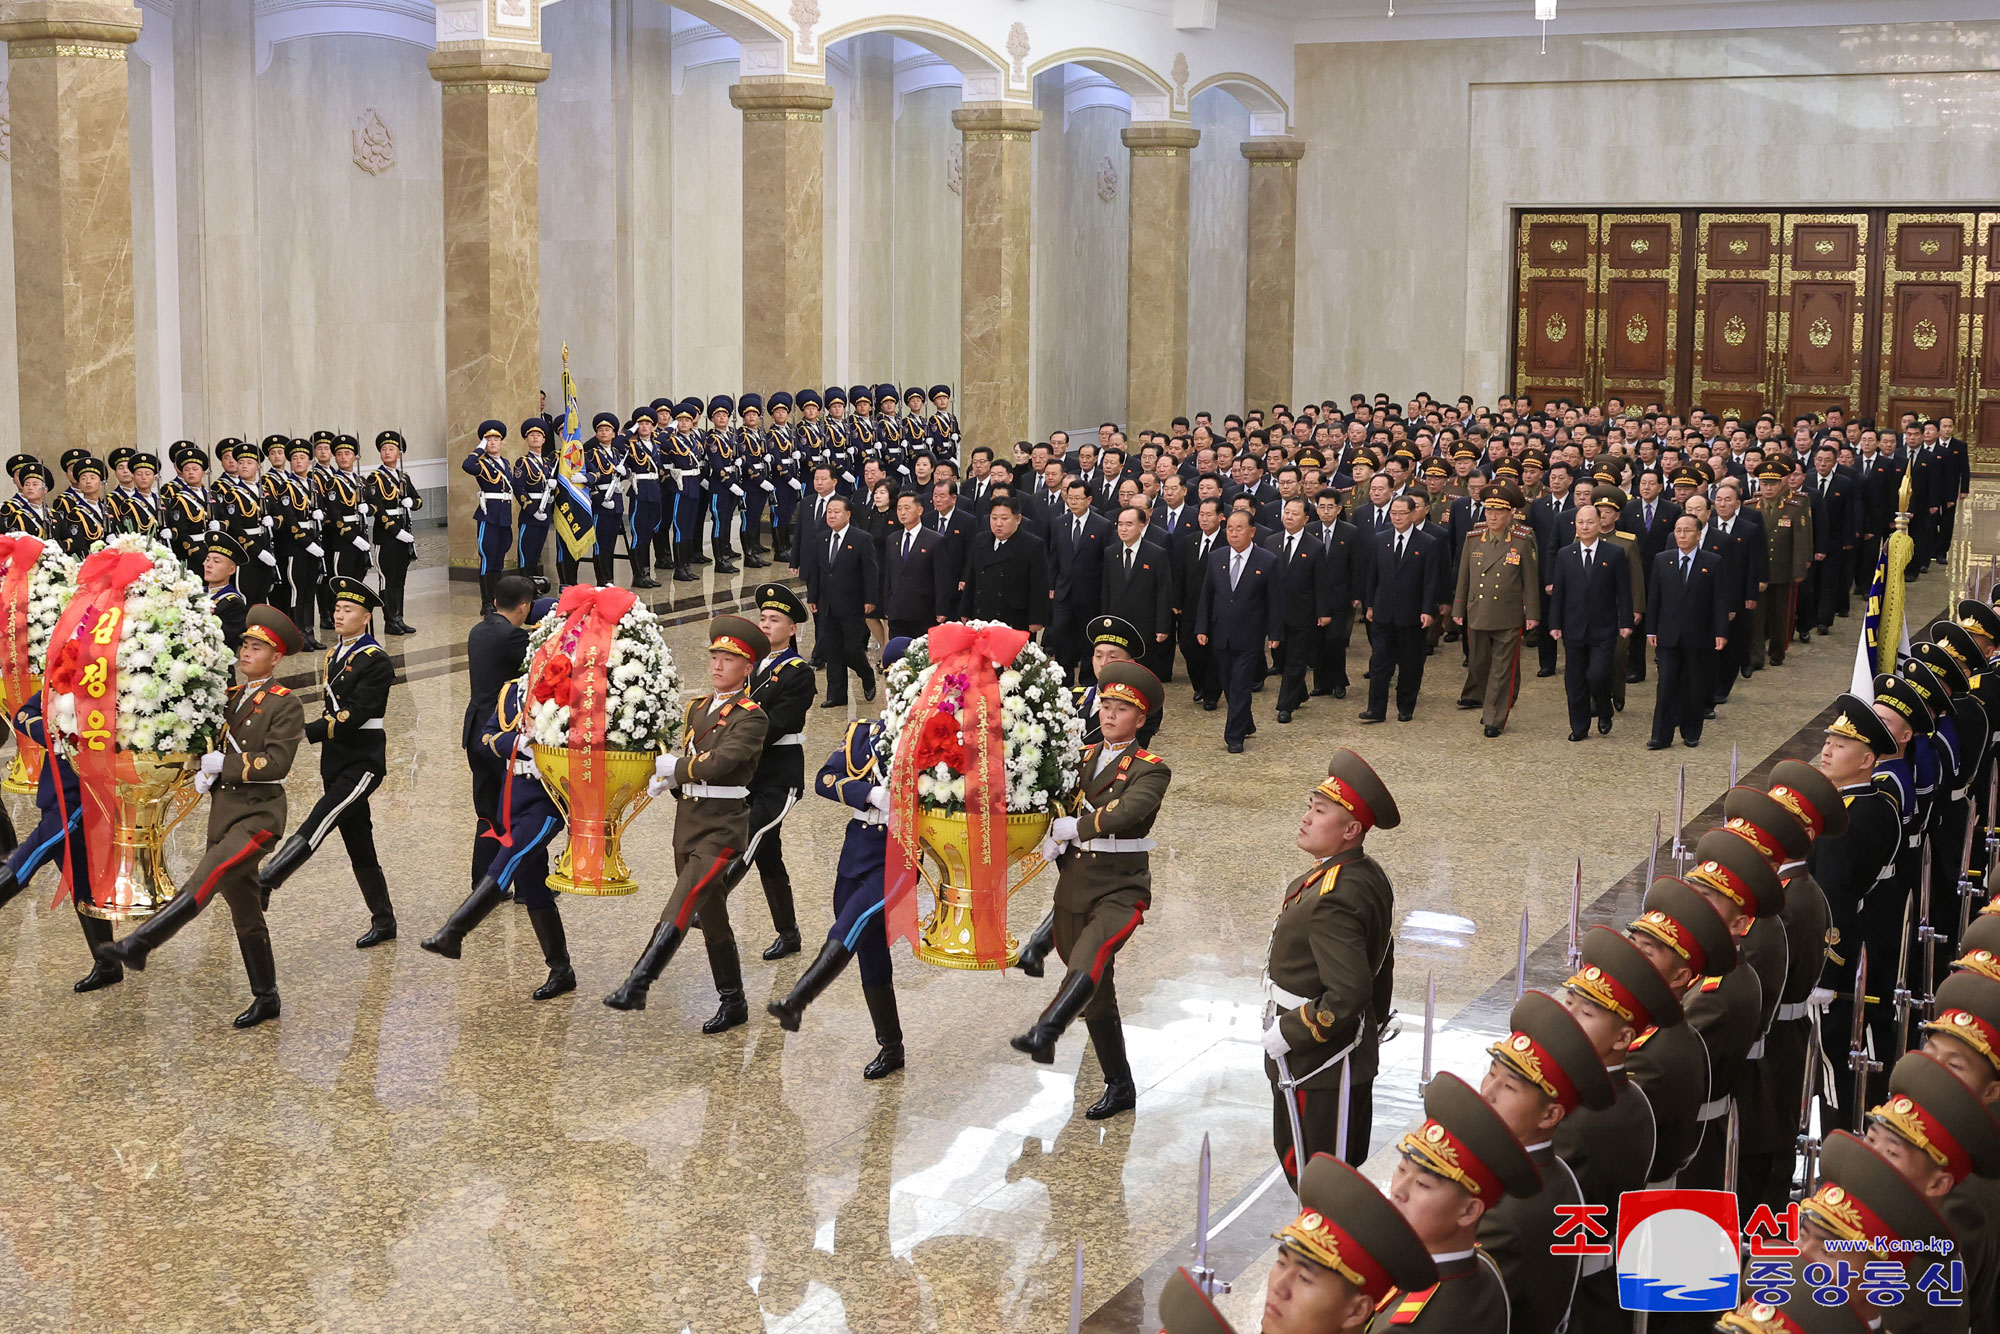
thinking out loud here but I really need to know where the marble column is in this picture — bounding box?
[1241,135,1306,414]
[429,45,550,571]
[1,0,143,469]
[1123,121,1200,433]
[953,103,1040,449]
[730,78,833,393]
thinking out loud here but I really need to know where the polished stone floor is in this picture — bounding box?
[2,498,1985,1332]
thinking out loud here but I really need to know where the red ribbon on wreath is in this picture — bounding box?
[518,584,635,885]
[44,549,156,905]
[884,621,1030,967]
[0,535,46,715]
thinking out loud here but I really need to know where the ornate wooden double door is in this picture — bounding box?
[1512,209,2000,466]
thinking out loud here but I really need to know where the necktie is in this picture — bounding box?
[829,531,840,565]
[903,531,914,560]
[1395,533,1406,560]
[1200,537,1212,564]
[1230,551,1244,589]
[1645,504,1654,527]
[1582,545,1592,574]
[1286,535,1297,563]
[1073,516,1082,544]
[1124,547,1134,576]
[817,498,826,525]
[1166,510,1176,533]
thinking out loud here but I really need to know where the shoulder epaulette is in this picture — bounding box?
[1513,523,1533,536]
[1386,1284,1438,1324]
[1630,1025,1657,1050]
[1132,748,1159,763]
[268,685,291,696]
[737,698,760,710]
[1700,975,1724,992]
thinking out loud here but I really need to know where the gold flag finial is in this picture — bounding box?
[561,341,570,368]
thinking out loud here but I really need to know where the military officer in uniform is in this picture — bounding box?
[583,411,627,586]
[702,396,743,575]
[1374,1070,1534,1332]
[623,403,664,588]
[255,578,399,948]
[465,419,517,613]
[1474,989,1615,1334]
[203,533,250,649]
[1267,1153,1440,1334]
[1756,459,1812,669]
[605,615,770,1030]
[321,436,372,626]
[1925,970,2000,1330]
[734,393,774,568]
[667,399,708,575]
[97,605,307,1027]
[1264,749,1402,1176]
[768,637,912,1080]
[1625,877,1733,1189]
[1010,662,1172,1122]
[55,452,113,557]
[121,451,164,537]
[1,455,57,535]
[162,441,212,567]
[1451,482,1538,737]
[273,439,327,650]
[367,430,422,634]
[513,416,555,579]
[926,384,960,467]
[1069,615,1163,749]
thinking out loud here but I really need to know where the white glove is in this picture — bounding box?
[646,774,673,798]
[532,510,548,523]
[513,734,535,759]
[789,478,803,492]
[1049,816,1079,843]
[761,480,776,493]
[312,509,324,521]
[208,520,223,532]
[258,550,278,567]
[194,771,216,796]
[1263,1023,1291,1061]
[199,752,224,776]
[306,543,324,558]
[729,484,745,499]
[352,536,370,551]
[897,465,912,476]
[653,754,679,786]
[841,472,856,485]
[866,785,890,812]
[398,531,417,546]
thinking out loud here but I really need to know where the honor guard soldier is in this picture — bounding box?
[1792,1131,1959,1331]
[0,687,105,990]
[274,439,327,651]
[1263,749,1402,1177]
[105,447,139,530]
[421,668,576,1001]
[223,442,276,605]
[1451,482,1538,737]
[848,382,879,467]
[927,385,960,467]
[120,450,164,536]
[666,398,708,575]
[368,430,422,634]
[203,533,250,649]
[464,419,516,614]
[1271,1154,1439,1334]
[256,577,399,948]
[874,385,908,482]
[1912,635,1988,958]
[1375,1071,1536,1332]
[1625,877,1733,1188]
[583,411,627,585]
[1714,1291,1872,1334]
[822,385,857,491]
[2,454,57,535]
[1065,615,1163,750]
[716,583,818,961]
[1556,926,1687,1328]
[644,397,678,576]
[1474,990,1615,1334]
[605,615,770,1029]
[766,391,802,558]
[162,441,212,564]
[55,452,112,557]
[768,638,911,1079]
[703,396,743,575]
[1009,662,1171,1121]
[97,605,308,1027]
[735,393,774,568]
[622,404,664,589]
[513,416,555,579]
[900,385,930,470]
[1925,971,2000,1328]
[320,436,372,625]
[1156,1268,1238,1334]
[1755,459,1813,668]
[1866,1050,2000,1322]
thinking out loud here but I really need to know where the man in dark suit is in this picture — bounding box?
[1306,489,1360,699]
[1174,498,1227,710]
[882,491,954,638]
[1548,503,1634,741]
[801,494,878,707]
[1645,515,1728,750]
[1151,475,1195,541]
[1262,498,1335,724]
[1193,510,1280,754]
[1527,460,1581,678]
[925,478,977,596]
[1804,442,1858,632]
[959,496,1049,633]
[790,465,840,581]
[1852,431,1899,593]
[1630,471,1681,571]
[1706,480,1767,693]
[1100,504,1174,678]
[464,572,533,890]
[1356,495,1447,723]
[1048,480,1113,681]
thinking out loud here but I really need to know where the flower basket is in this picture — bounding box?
[0,535,77,794]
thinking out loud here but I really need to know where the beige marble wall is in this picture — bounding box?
[1033,74,1127,437]
[1242,135,1304,415]
[538,0,621,414]
[2,0,144,469]
[669,58,742,395]
[1186,87,1247,423]
[955,101,1038,451]
[0,50,18,457]
[732,76,832,395]
[1124,122,1198,435]
[1292,20,2000,404]
[127,48,157,449]
[889,83,961,395]
[824,35,891,381]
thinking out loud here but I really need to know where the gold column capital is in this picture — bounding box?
[427,45,551,88]
[1241,135,1306,165]
[952,103,1043,138]
[1121,121,1201,154]
[0,0,141,47]
[728,77,835,118]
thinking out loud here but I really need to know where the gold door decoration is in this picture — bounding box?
[1596,211,1680,408]
[1514,212,1600,407]
[1545,313,1569,342]
[1879,212,1974,433]
[1778,211,1869,421]
[1694,212,1780,416]
[1626,314,1648,343]
[1970,212,2000,467]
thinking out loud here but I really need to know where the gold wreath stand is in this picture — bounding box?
[900,809,1055,970]
[0,672,42,795]
[77,753,205,921]
[533,745,655,896]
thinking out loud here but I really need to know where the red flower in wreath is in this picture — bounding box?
[45,638,81,696]
[532,653,575,706]
[911,708,966,773]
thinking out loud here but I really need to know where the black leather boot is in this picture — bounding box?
[1014,910,1057,978]
[712,549,740,575]
[862,983,905,1080]
[0,804,18,858]
[762,927,802,961]
[632,562,660,590]
[0,861,22,913]
[97,887,205,971]
[673,562,699,583]
[527,906,576,1000]
[766,937,852,1031]
[256,833,314,905]
[73,911,124,992]
[1009,971,1094,1065]
[233,933,281,1028]
[354,864,397,948]
[420,875,508,959]
[603,922,685,1010]
[1082,1011,1137,1119]
[744,546,770,569]
[702,988,749,1034]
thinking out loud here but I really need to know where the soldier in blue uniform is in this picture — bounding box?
[420,674,576,1001]
[645,397,680,581]
[1068,616,1164,750]
[0,690,113,992]
[222,442,275,606]
[766,391,802,559]
[321,436,372,628]
[667,399,708,574]
[55,451,113,557]
[927,384,961,468]
[2,455,57,536]
[875,385,909,484]
[821,386,854,493]
[736,393,774,568]
[367,430,423,635]
[848,384,878,473]
[273,440,326,650]
[203,532,250,649]
[512,417,555,579]
[586,411,627,586]
[701,395,742,575]
[766,637,911,1079]
[114,450,164,537]
[464,419,516,614]
[624,404,663,589]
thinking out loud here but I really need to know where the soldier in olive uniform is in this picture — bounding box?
[98,606,307,1027]
[1451,482,1538,737]
[1926,970,2000,1333]
[1713,1288,1874,1333]
[1375,1070,1534,1332]
[1474,989,1615,1334]
[1626,877,1733,1186]
[1011,662,1171,1122]
[1263,749,1403,1177]
[1756,460,1813,669]
[605,615,770,1031]
[1795,1130,1961,1333]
